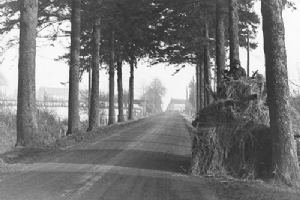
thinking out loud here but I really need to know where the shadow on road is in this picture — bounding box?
[33,149,191,174]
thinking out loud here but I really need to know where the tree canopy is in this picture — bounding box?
[0,0,261,69]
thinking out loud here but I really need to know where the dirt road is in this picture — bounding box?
[0,113,299,200]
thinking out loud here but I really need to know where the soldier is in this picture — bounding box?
[229,59,246,80]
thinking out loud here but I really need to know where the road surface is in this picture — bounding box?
[0,113,299,200]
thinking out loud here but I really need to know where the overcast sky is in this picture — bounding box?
[0,1,299,108]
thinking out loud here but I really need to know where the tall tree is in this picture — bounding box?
[195,51,205,112]
[246,29,250,76]
[195,60,200,113]
[67,0,81,135]
[215,0,226,93]
[198,52,205,111]
[261,0,300,186]
[88,17,101,131]
[203,20,211,106]
[16,0,38,146]
[108,30,116,125]
[128,55,135,120]
[117,57,125,122]
[239,0,260,76]
[228,0,240,66]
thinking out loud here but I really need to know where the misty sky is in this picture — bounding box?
[0,1,299,108]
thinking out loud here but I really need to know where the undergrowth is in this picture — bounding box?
[0,108,16,154]
[192,77,300,180]
[0,107,69,153]
[35,108,67,147]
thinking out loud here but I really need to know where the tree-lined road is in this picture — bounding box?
[4,0,299,187]
[1,113,300,200]
[0,113,198,200]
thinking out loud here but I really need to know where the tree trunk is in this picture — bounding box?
[108,31,115,125]
[203,21,211,106]
[88,18,101,131]
[117,58,125,122]
[195,62,200,113]
[262,0,300,186]
[216,0,226,93]
[228,0,240,67]
[16,0,38,146]
[199,52,205,110]
[193,77,197,112]
[88,65,92,113]
[128,57,135,120]
[66,0,81,135]
[247,29,250,77]
[196,52,205,112]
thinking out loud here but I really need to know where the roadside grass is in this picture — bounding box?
[0,113,147,164]
[0,107,67,153]
[55,117,147,149]
[205,176,300,200]
[36,108,67,146]
[0,109,16,154]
